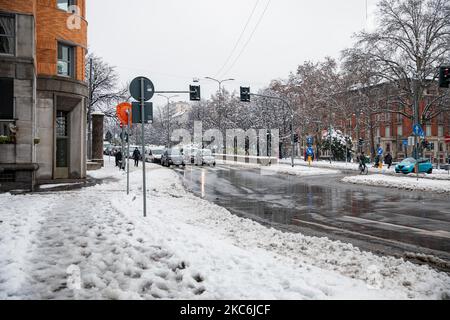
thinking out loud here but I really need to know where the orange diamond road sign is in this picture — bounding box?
[116,102,132,127]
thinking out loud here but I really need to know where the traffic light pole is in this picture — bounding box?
[413,72,420,180]
[249,93,295,167]
[126,109,130,195]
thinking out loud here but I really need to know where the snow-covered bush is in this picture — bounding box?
[321,129,353,161]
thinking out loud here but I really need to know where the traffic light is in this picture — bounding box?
[293,134,299,143]
[190,85,201,101]
[358,138,364,146]
[240,87,251,102]
[439,66,450,88]
[422,139,430,150]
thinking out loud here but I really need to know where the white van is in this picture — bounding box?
[194,149,216,166]
[146,148,165,163]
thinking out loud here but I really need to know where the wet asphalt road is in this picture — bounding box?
[173,164,450,270]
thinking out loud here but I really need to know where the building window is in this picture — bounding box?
[57,0,76,12]
[385,126,391,138]
[57,43,74,77]
[385,113,391,122]
[0,78,14,119]
[438,125,444,137]
[426,125,432,137]
[0,14,15,55]
[397,125,403,137]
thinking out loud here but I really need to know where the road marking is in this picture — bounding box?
[338,216,450,239]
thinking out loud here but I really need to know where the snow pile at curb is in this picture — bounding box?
[280,158,450,181]
[217,160,340,176]
[342,175,450,194]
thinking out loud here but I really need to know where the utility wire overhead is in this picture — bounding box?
[214,0,261,78]
[220,0,272,78]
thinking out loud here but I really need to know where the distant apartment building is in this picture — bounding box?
[0,0,88,191]
[342,83,450,163]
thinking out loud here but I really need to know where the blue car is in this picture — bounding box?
[395,158,433,174]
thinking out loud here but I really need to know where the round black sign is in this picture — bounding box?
[129,77,155,102]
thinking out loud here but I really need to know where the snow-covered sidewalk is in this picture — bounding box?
[342,174,450,194]
[1,160,449,300]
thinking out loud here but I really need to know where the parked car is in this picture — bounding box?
[146,148,164,163]
[395,158,433,174]
[194,149,216,166]
[161,148,185,167]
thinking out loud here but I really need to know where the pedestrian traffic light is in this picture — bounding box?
[439,66,450,88]
[190,85,201,101]
[422,139,430,150]
[240,87,251,102]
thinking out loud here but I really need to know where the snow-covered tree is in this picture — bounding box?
[321,128,353,161]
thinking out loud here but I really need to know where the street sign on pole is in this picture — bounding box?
[413,124,424,137]
[129,76,155,218]
[130,77,154,102]
[132,102,153,123]
[116,102,132,126]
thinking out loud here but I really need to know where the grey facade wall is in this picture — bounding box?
[0,13,36,191]
[35,91,54,180]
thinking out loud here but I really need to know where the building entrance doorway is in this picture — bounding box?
[55,110,70,179]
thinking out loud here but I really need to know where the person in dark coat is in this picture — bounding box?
[114,149,119,167]
[115,150,123,169]
[133,147,141,167]
[384,152,393,169]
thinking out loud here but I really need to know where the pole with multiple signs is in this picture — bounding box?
[129,76,155,217]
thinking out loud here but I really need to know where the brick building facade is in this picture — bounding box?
[0,0,88,191]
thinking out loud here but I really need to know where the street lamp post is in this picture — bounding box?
[158,94,179,148]
[205,77,235,132]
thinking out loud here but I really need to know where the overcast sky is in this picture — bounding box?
[87,0,378,107]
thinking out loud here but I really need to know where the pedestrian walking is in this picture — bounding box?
[133,147,141,167]
[114,149,120,167]
[116,150,124,170]
[384,152,393,169]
